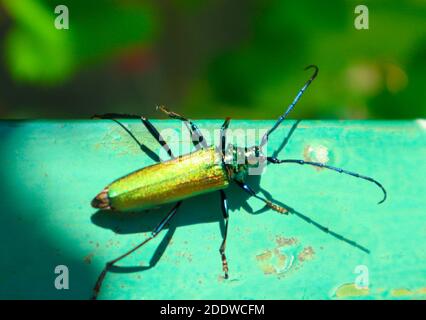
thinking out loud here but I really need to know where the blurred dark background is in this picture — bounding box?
[0,0,424,119]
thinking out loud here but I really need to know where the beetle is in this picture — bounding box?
[90,65,386,299]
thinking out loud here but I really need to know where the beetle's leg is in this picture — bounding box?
[103,118,162,162]
[93,113,175,160]
[140,116,175,159]
[220,117,231,156]
[267,157,387,204]
[157,105,208,150]
[218,190,230,279]
[92,113,140,119]
[92,201,182,300]
[235,180,288,214]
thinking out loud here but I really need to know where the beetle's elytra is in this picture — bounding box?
[92,146,230,211]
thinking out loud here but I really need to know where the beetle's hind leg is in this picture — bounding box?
[92,201,182,300]
[92,112,176,160]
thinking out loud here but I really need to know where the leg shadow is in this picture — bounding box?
[258,187,370,254]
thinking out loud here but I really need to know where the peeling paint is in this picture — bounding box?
[298,246,315,262]
[334,283,369,298]
[256,249,287,275]
[275,235,298,247]
[84,253,94,265]
[391,287,426,297]
[303,144,329,170]
[256,236,315,277]
[334,285,426,299]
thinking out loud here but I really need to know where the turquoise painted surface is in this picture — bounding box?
[0,120,425,300]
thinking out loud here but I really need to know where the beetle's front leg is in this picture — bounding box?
[235,180,288,214]
[218,190,229,279]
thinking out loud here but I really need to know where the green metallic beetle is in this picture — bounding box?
[90,65,386,299]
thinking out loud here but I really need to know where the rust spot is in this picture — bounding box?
[335,283,369,298]
[298,246,315,262]
[256,249,287,275]
[84,253,94,265]
[275,235,298,247]
[274,249,287,269]
[256,250,275,275]
[391,287,426,297]
[179,252,193,263]
[256,237,315,277]
[256,250,273,262]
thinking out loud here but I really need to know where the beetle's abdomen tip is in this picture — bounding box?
[91,188,111,210]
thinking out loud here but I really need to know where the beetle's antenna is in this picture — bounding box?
[267,157,387,204]
[260,65,318,148]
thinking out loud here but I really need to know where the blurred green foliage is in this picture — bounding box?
[0,0,425,119]
[3,0,155,83]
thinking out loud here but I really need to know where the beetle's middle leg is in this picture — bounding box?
[92,201,182,300]
[157,105,208,150]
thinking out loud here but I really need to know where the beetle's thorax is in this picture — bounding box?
[222,144,266,181]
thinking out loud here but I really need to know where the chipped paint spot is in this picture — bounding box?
[335,283,369,298]
[256,236,315,277]
[256,251,275,275]
[303,144,329,170]
[298,246,315,262]
[256,249,287,275]
[84,253,94,265]
[275,235,298,247]
[256,250,272,262]
[391,287,426,297]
